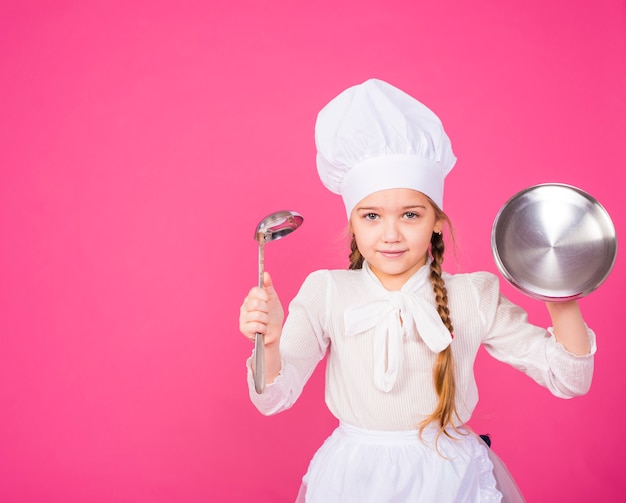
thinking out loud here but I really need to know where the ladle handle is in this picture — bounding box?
[254,239,265,394]
[254,333,265,394]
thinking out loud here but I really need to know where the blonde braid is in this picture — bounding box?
[419,230,461,440]
[429,232,453,333]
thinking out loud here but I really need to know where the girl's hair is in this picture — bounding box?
[347,201,460,440]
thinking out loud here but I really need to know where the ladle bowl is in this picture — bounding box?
[253,210,304,393]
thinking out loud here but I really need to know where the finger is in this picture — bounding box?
[241,298,269,318]
[239,320,266,340]
[239,308,270,331]
[241,308,270,326]
[241,288,269,307]
[248,285,269,302]
[245,322,267,339]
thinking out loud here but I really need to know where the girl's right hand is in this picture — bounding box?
[239,271,284,348]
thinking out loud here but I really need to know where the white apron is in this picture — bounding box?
[300,423,524,503]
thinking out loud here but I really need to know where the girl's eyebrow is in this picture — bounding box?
[355,204,427,212]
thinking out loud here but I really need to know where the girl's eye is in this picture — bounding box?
[364,213,379,220]
[404,211,419,219]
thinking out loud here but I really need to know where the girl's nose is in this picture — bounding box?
[382,220,400,242]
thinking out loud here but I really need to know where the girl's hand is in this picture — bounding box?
[239,272,284,348]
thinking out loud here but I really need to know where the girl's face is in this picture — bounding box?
[349,188,442,291]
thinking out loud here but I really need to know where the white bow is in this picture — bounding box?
[344,264,453,392]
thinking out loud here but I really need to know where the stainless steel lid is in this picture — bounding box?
[491,183,617,301]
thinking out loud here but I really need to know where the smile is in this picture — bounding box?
[379,250,406,258]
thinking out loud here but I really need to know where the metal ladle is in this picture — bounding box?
[253,210,304,393]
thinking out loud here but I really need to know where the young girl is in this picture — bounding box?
[239,79,595,502]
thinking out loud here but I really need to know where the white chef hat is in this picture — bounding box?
[315,78,457,218]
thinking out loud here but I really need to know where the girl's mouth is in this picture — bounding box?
[379,250,405,258]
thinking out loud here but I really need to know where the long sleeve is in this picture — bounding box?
[472,272,596,398]
[247,270,331,415]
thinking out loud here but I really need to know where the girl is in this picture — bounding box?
[239,79,595,502]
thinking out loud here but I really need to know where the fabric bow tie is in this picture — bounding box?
[344,264,453,392]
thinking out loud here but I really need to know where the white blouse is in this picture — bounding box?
[247,262,596,431]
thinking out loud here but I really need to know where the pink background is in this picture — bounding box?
[1,1,624,501]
